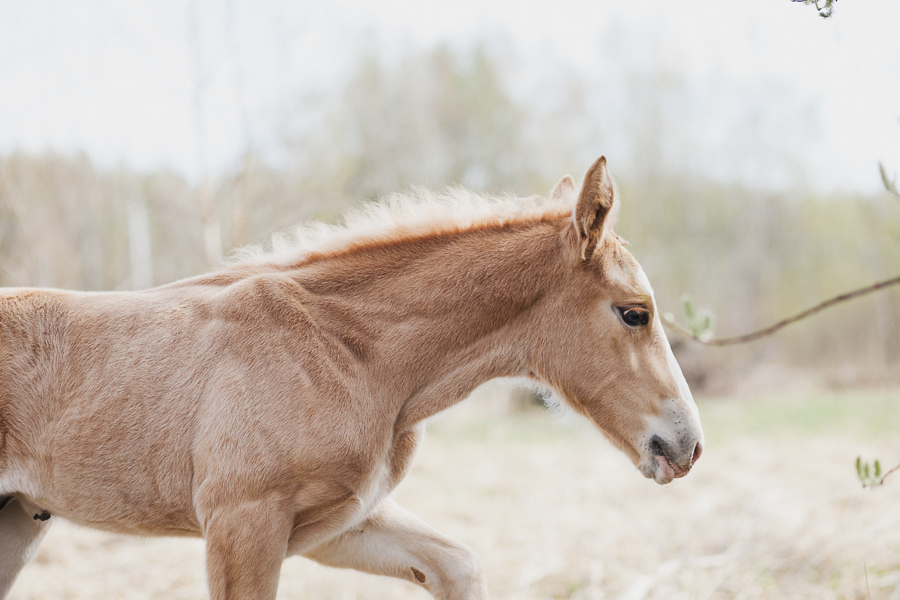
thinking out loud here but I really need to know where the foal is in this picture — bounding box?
[0,156,702,599]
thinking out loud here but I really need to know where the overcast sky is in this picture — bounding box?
[1,0,898,193]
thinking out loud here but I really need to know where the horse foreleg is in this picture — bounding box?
[304,498,488,600]
[201,498,294,600]
[0,497,52,599]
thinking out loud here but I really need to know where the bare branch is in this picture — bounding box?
[880,463,900,486]
[665,275,900,345]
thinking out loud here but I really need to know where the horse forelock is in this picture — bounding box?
[228,187,572,268]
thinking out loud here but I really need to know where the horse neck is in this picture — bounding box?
[290,218,567,426]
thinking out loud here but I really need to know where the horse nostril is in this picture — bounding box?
[649,435,665,458]
[691,442,703,465]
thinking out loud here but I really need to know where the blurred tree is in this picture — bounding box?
[280,41,549,210]
[0,152,205,290]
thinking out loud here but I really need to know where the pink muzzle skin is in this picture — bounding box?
[655,453,692,481]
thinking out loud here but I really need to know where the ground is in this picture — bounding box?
[9,385,900,599]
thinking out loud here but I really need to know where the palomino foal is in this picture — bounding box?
[0,156,703,599]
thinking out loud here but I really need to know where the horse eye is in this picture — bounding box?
[619,307,650,327]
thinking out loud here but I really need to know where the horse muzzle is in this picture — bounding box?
[641,434,703,485]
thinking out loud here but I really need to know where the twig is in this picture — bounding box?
[879,162,900,199]
[865,563,871,600]
[665,275,900,346]
[878,463,900,486]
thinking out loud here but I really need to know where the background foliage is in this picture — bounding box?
[1,39,898,391]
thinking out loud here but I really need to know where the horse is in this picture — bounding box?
[0,156,703,600]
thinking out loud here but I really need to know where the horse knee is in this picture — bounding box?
[448,545,487,599]
[0,497,52,599]
[418,542,487,600]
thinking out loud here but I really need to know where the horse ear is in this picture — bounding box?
[550,175,577,203]
[573,156,615,260]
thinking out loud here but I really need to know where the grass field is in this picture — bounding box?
[9,386,900,599]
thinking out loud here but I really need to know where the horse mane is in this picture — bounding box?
[229,187,572,267]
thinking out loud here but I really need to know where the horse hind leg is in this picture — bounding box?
[0,496,52,599]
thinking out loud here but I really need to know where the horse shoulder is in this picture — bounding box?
[192,273,423,525]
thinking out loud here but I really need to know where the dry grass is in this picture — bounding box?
[9,385,900,600]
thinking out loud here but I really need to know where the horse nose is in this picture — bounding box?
[691,441,703,466]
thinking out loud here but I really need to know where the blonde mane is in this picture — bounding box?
[230,187,571,267]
